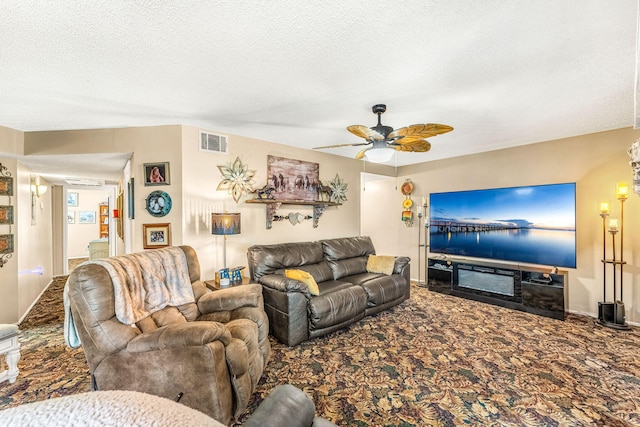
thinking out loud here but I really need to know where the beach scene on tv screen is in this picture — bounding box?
[429,183,576,268]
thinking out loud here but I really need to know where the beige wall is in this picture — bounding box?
[0,152,19,323]
[24,125,365,282]
[11,123,640,326]
[180,126,363,280]
[363,127,640,324]
[25,125,183,253]
[0,125,53,323]
[17,165,52,321]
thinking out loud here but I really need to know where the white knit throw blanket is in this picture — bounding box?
[64,247,195,348]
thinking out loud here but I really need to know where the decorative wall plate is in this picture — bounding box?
[402,198,413,209]
[401,210,413,222]
[145,191,172,217]
[401,180,414,195]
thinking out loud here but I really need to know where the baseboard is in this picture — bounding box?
[18,278,55,325]
[566,308,639,328]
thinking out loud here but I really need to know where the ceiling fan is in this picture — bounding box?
[314,104,453,162]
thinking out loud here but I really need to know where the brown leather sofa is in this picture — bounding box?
[65,245,271,425]
[247,236,410,346]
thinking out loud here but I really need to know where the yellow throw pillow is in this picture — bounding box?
[366,255,395,275]
[285,269,320,296]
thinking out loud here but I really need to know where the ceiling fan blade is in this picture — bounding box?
[313,142,369,149]
[355,147,370,160]
[394,139,432,153]
[347,125,385,141]
[389,123,453,143]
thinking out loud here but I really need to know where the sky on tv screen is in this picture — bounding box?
[430,183,576,231]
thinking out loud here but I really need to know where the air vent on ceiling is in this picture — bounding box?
[199,131,228,154]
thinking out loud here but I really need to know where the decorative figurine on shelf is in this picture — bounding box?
[255,185,276,200]
[316,180,332,202]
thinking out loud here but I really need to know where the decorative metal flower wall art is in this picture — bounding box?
[217,157,256,203]
[329,173,348,204]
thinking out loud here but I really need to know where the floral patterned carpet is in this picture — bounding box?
[2,276,640,426]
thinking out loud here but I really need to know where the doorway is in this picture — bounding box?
[64,186,117,273]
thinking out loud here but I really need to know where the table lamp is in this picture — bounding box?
[211,212,241,269]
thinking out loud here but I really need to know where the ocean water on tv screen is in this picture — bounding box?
[430,228,576,268]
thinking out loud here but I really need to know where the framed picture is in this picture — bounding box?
[143,162,170,186]
[116,191,123,239]
[0,234,14,253]
[68,192,79,207]
[0,176,13,196]
[143,223,172,249]
[0,205,13,225]
[78,210,96,224]
[127,178,135,219]
[67,211,76,224]
[266,155,319,202]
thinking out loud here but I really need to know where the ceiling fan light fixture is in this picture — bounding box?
[313,104,452,161]
[365,147,395,163]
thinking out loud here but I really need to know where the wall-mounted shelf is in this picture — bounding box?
[246,199,340,229]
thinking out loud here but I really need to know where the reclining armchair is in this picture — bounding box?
[64,245,270,425]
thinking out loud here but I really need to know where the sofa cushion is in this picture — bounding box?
[357,274,409,307]
[285,270,319,295]
[247,242,331,280]
[321,237,376,280]
[366,255,395,275]
[308,283,367,331]
[321,236,376,260]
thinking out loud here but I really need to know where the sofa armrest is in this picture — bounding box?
[198,283,263,314]
[127,321,231,352]
[259,274,311,296]
[243,384,335,427]
[393,256,411,275]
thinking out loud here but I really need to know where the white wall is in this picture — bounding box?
[67,188,111,258]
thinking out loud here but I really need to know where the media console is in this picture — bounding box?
[428,258,567,320]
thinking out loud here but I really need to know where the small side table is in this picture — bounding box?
[0,324,20,384]
[204,277,251,291]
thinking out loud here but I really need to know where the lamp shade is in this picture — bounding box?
[211,213,241,235]
[365,147,395,163]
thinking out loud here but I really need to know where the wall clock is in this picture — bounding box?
[145,191,172,217]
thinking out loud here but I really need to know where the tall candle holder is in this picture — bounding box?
[597,183,630,330]
[417,197,428,287]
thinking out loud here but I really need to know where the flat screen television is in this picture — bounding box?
[429,183,576,268]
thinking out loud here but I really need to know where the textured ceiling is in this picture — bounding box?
[0,0,638,183]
